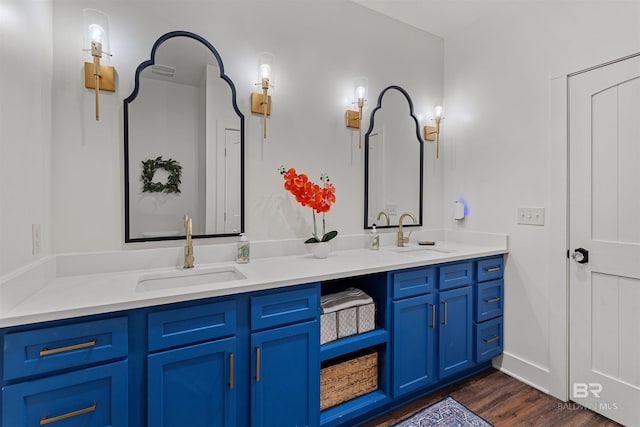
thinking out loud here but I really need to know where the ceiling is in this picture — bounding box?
[350,0,511,38]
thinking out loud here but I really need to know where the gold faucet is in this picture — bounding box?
[376,211,390,226]
[183,215,194,268]
[397,212,417,247]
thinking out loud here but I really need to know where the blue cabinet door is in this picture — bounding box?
[438,286,473,378]
[2,360,128,427]
[251,320,319,427]
[147,337,236,427]
[391,294,436,397]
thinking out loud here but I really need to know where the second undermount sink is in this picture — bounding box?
[136,266,246,292]
[390,245,457,255]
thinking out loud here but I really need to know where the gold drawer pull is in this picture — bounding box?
[484,297,501,303]
[430,304,436,329]
[40,402,96,425]
[40,339,97,356]
[441,301,448,326]
[229,352,234,389]
[485,266,501,272]
[483,335,500,343]
[255,346,261,382]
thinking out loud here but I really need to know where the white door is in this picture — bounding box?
[224,127,241,233]
[569,54,640,426]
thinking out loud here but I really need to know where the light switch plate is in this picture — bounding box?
[517,207,545,226]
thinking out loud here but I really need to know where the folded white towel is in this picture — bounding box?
[321,287,374,314]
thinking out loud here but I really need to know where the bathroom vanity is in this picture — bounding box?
[0,239,506,427]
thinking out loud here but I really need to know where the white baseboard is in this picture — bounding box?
[493,351,552,395]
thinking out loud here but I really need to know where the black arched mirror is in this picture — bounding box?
[124,31,244,242]
[364,85,423,229]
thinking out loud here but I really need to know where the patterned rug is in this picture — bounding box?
[392,396,494,427]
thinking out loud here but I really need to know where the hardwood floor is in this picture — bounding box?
[364,369,622,427]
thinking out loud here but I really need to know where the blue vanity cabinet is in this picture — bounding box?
[1,317,129,427]
[474,256,505,363]
[147,338,237,427]
[437,261,474,379]
[390,267,437,398]
[146,299,237,427]
[250,321,319,427]
[250,285,320,427]
[437,285,473,378]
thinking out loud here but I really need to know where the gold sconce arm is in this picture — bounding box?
[423,116,443,158]
[251,78,272,139]
[83,41,115,121]
[346,98,365,148]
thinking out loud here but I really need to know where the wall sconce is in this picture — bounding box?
[424,105,444,158]
[346,77,367,148]
[251,52,274,139]
[82,9,115,121]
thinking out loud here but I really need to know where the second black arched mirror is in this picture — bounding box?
[364,85,423,229]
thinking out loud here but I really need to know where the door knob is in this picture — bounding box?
[571,248,589,264]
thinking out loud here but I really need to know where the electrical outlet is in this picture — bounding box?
[385,203,398,216]
[517,207,545,226]
[32,224,42,254]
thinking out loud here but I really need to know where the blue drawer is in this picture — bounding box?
[391,267,435,299]
[4,317,128,381]
[148,299,236,352]
[475,279,504,322]
[251,285,319,331]
[476,256,504,282]
[474,317,503,363]
[2,360,128,426]
[439,261,473,291]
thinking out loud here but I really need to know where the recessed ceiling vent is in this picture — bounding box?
[151,64,176,77]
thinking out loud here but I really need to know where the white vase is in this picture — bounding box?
[311,241,330,259]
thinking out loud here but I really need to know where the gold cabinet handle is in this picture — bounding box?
[484,297,501,303]
[255,346,261,382]
[229,352,234,389]
[441,301,447,326]
[485,266,501,272]
[40,402,96,425]
[430,303,436,329]
[483,335,500,343]
[40,339,97,356]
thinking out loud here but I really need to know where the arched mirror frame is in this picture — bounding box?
[363,85,424,229]
[123,30,245,243]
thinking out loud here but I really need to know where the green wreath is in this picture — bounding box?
[141,156,182,194]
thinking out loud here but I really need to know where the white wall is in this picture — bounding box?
[444,1,640,399]
[48,0,444,253]
[0,0,53,275]
[128,78,202,238]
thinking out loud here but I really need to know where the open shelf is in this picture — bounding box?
[320,329,388,362]
[320,389,389,426]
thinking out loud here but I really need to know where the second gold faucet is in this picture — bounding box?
[183,215,194,268]
[397,212,417,247]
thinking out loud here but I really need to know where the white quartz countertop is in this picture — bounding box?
[0,233,507,328]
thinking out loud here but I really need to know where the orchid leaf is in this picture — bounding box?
[321,231,338,242]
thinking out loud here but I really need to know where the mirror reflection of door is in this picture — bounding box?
[364,86,423,229]
[367,132,385,226]
[206,121,240,234]
[124,32,244,242]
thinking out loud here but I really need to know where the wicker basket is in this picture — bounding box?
[320,350,378,410]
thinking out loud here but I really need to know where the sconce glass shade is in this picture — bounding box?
[258,52,275,85]
[354,77,368,103]
[83,8,110,61]
[434,105,443,118]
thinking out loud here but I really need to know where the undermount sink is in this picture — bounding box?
[136,266,246,292]
[390,245,457,255]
